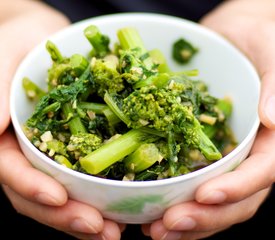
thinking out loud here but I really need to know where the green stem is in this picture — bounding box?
[197,127,222,160]
[134,73,170,89]
[104,92,131,126]
[69,54,89,76]
[22,77,46,100]
[134,69,199,89]
[78,101,121,126]
[117,27,147,54]
[54,155,73,169]
[124,143,161,173]
[41,102,61,115]
[117,27,154,69]
[46,40,64,62]
[216,98,233,119]
[149,49,171,73]
[84,25,110,57]
[78,102,109,114]
[80,129,151,174]
[62,103,87,135]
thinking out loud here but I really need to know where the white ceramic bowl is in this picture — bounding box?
[10,13,260,224]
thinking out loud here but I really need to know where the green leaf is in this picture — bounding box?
[106,194,165,214]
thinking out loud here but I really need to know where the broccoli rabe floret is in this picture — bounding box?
[119,48,157,85]
[67,133,102,159]
[133,70,221,118]
[117,27,158,84]
[121,85,222,160]
[46,138,69,157]
[46,41,89,89]
[91,56,125,97]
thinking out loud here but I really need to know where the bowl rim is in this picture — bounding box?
[10,12,261,188]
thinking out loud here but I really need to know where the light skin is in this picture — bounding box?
[0,1,122,239]
[1,0,275,240]
[143,0,275,239]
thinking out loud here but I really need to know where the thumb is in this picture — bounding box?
[0,10,69,135]
[242,23,275,130]
[254,37,275,130]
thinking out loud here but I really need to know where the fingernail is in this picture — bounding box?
[198,190,227,204]
[170,216,196,230]
[161,231,182,240]
[265,95,275,124]
[35,192,62,205]
[70,218,98,233]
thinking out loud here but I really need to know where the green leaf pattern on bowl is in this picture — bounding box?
[106,194,166,214]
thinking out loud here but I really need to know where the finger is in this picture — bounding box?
[150,219,183,240]
[150,219,224,240]
[0,129,67,206]
[96,220,122,240]
[258,66,275,130]
[196,126,275,204]
[165,189,268,231]
[3,185,105,237]
[66,220,122,240]
[119,223,127,233]
[141,223,151,236]
[150,188,268,240]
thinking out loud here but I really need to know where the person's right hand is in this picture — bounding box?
[0,1,123,239]
[1,128,124,240]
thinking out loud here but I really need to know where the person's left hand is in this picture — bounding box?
[143,1,275,239]
[143,125,273,240]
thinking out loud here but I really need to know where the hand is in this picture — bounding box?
[1,128,123,239]
[0,1,123,239]
[143,1,275,239]
[143,125,273,240]
[200,0,275,131]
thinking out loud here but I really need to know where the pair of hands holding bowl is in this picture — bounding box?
[2,0,275,240]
